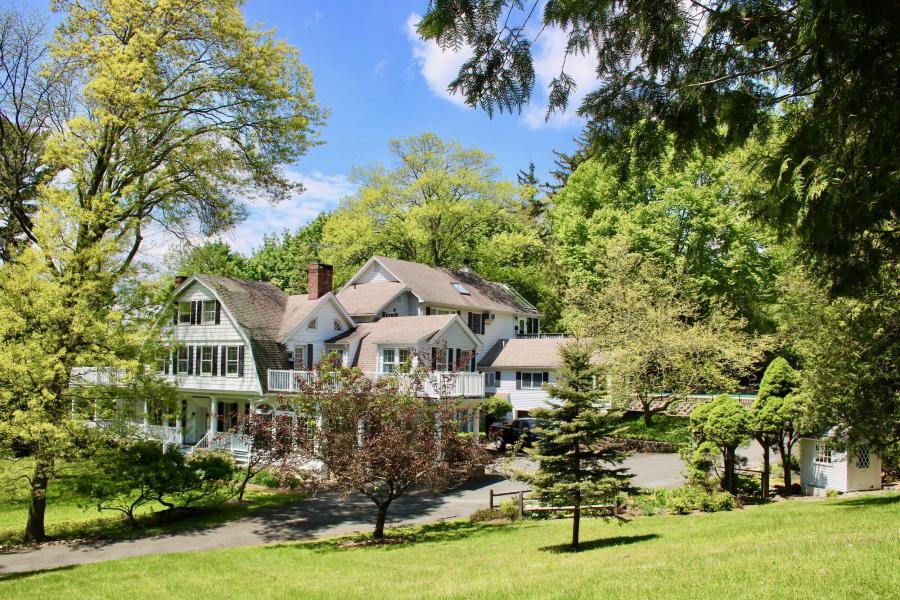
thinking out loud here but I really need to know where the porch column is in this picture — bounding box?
[209,397,218,437]
[465,408,473,433]
[473,409,480,439]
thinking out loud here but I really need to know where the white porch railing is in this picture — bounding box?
[267,369,485,398]
[71,367,127,386]
[85,419,183,448]
[515,333,567,339]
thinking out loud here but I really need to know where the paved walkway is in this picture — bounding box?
[0,446,760,575]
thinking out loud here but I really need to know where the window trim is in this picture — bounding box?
[225,346,240,377]
[199,346,214,375]
[177,347,189,373]
[814,442,832,464]
[201,300,217,325]
[178,302,192,324]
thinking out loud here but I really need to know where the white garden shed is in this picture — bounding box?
[799,437,882,496]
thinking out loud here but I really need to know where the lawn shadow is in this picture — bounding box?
[270,519,517,554]
[0,565,76,581]
[833,494,900,508]
[540,533,659,553]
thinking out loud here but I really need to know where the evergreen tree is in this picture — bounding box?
[528,342,633,550]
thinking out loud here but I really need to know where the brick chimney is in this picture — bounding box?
[308,263,333,300]
[174,275,187,288]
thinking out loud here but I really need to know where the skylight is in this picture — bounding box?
[452,283,470,295]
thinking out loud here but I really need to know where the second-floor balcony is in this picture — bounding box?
[267,369,485,398]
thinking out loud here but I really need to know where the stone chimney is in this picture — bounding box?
[174,275,187,288]
[308,263,333,300]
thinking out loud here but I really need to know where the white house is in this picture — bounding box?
[82,257,552,455]
[799,437,883,496]
[478,337,571,419]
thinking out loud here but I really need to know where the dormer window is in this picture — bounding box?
[308,318,317,330]
[201,300,217,324]
[177,302,192,324]
[452,283,470,295]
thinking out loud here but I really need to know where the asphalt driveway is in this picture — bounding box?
[0,445,763,575]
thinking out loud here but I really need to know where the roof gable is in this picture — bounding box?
[340,256,538,316]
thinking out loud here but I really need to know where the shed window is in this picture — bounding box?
[856,445,870,469]
[814,443,832,464]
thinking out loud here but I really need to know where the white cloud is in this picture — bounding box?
[522,26,598,129]
[136,171,357,262]
[405,13,472,108]
[305,10,323,28]
[405,12,597,129]
[373,58,388,76]
[225,171,356,254]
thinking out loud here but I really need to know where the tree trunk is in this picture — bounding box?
[238,464,254,502]
[642,402,653,426]
[571,504,581,550]
[723,447,735,494]
[24,464,49,543]
[374,502,389,539]
[761,445,770,499]
[778,440,792,494]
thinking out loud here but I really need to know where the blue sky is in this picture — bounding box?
[23,1,596,258]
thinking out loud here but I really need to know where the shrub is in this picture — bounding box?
[628,489,670,516]
[249,469,281,488]
[81,440,237,527]
[470,499,522,522]
[665,486,736,514]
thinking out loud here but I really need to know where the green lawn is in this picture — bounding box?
[0,459,302,546]
[2,494,897,599]
[611,412,691,445]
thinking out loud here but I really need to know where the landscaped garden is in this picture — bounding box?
[610,413,691,445]
[2,493,896,598]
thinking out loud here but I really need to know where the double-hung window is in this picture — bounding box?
[201,300,217,324]
[814,443,832,464]
[200,346,214,375]
[521,372,546,389]
[178,302,192,324]
[469,313,483,335]
[177,347,189,373]
[225,346,240,376]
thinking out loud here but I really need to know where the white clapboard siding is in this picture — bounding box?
[284,298,355,367]
[800,439,883,494]
[171,282,244,343]
[472,311,516,362]
[379,291,419,317]
[490,368,557,415]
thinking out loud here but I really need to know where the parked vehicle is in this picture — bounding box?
[489,418,545,449]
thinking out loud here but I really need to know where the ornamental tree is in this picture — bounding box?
[691,394,750,494]
[752,357,803,493]
[291,357,488,539]
[0,0,323,542]
[529,341,633,550]
[226,408,304,502]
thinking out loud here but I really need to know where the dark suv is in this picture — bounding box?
[489,418,544,449]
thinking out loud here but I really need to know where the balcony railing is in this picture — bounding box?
[514,333,568,339]
[267,369,485,398]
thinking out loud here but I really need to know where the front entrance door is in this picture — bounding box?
[185,401,209,445]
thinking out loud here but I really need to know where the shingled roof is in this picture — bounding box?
[190,275,329,391]
[338,256,539,316]
[478,338,570,370]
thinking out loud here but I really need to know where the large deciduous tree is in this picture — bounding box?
[551,149,785,333]
[529,341,632,550]
[418,1,900,293]
[320,132,520,280]
[569,242,765,425]
[0,0,323,542]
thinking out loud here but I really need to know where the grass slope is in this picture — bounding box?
[2,494,898,599]
[0,459,302,545]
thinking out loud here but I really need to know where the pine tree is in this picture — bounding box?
[529,342,633,550]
